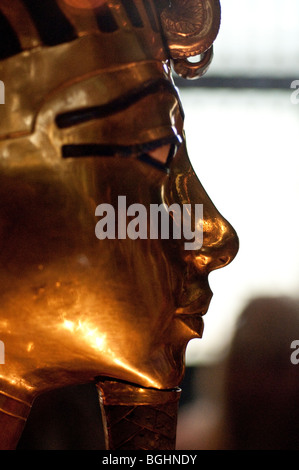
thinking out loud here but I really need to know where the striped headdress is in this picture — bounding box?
[0,0,163,60]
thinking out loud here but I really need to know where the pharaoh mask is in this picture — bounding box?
[0,0,238,450]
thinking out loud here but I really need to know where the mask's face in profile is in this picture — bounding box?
[0,0,238,397]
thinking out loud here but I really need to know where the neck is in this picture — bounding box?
[97,380,181,450]
[0,390,32,450]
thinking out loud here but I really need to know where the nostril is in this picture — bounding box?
[193,254,230,273]
[218,256,231,268]
[192,229,239,273]
[213,232,239,272]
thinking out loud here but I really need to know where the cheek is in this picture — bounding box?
[89,236,180,359]
[97,237,177,318]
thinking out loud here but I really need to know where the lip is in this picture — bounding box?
[175,313,205,338]
[175,291,213,316]
[174,293,213,338]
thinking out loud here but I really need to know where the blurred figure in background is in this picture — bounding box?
[224,296,299,450]
[176,361,227,450]
[176,296,299,450]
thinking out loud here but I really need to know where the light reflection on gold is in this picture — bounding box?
[26,343,34,353]
[0,320,9,331]
[61,317,160,388]
[113,359,159,389]
[0,375,35,393]
[194,254,211,268]
[203,219,231,245]
[62,318,107,352]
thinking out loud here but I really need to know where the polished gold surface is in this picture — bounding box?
[160,0,221,79]
[160,0,221,58]
[0,0,238,449]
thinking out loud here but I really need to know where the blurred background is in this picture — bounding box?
[174,0,299,450]
[18,0,299,450]
[179,0,299,366]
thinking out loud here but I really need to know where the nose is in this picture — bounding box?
[166,143,239,275]
[177,214,239,311]
[193,214,239,274]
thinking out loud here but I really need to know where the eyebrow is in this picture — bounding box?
[55,78,184,129]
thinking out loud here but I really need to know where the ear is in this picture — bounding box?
[159,0,221,79]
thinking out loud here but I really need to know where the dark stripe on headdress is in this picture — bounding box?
[96,3,119,33]
[141,0,159,32]
[0,11,22,59]
[21,0,77,46]
[120,0,143,28]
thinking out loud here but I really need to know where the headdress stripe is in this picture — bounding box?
[21,0,77,46]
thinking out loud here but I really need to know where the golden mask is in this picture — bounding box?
[0,0,238,450]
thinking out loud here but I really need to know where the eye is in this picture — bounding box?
[147,144,172,164]
[138,144,177,172]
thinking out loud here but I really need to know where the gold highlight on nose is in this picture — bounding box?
[192,216,239,273]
